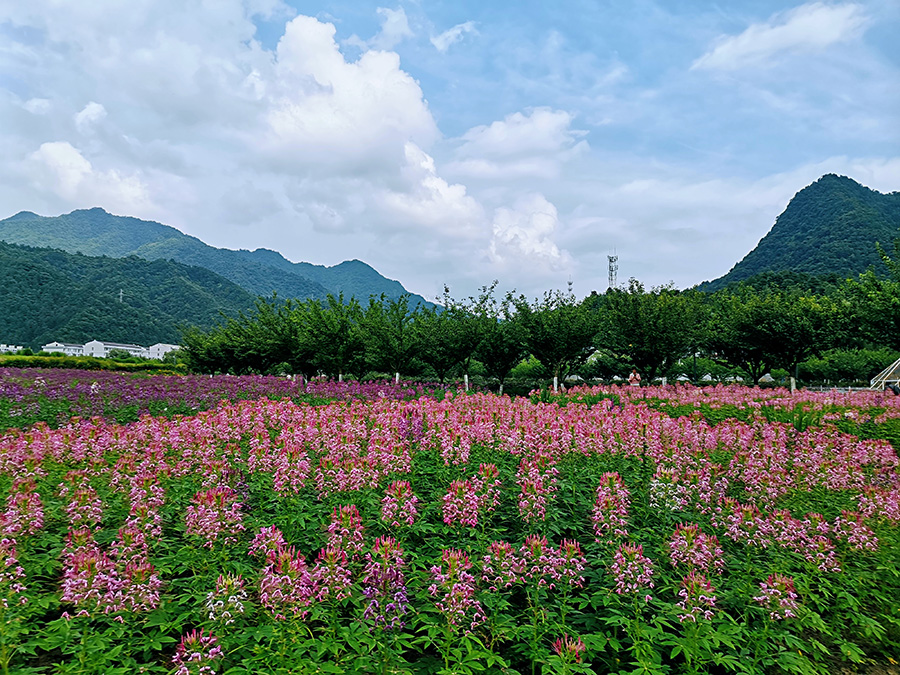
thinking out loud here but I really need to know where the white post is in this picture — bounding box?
[790,376,796,392]
[338,372,343,382]
[395,372,400,384]
[553,375,558,393]
[499,382,504,396]
[464,373,469,391]
[662,377,667,387]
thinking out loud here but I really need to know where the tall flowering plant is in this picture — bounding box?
[380,481,419,528]
[360,536,409,632]
[184,487,245,549]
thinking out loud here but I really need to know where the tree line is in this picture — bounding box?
[180,260,900,389]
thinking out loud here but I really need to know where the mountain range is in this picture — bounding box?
[0,207,427,306]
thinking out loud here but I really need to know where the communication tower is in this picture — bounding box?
[607,253,618,290]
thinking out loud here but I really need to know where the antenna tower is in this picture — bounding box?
[607,253,618,289]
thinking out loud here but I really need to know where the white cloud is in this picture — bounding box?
[74,102,107,133]
[449,108,588,179]
[23,98,51,115]
[27,141,150,212]
[372,7,414,50]
[692,2,869,71]
[430,21,477,52]
[489,194,571,273]
[263,15,438,174]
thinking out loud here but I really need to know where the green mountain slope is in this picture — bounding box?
[0,208,429,305]
[700,174,900,291]
[0,241,256,349]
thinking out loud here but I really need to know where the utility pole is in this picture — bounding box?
[607,253,618,290]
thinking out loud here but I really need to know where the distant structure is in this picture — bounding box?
[0,343,24,354]
[607,253,618,290]
[41,340,179,360]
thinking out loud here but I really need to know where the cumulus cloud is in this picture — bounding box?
[692,2,868,71]
[430,21,477,52]
[263,15,438,174]
[27,141,150,212]
[449,108,588,179]
[489,194,571,273]
[74,102,107,133]
[23,98,51,115]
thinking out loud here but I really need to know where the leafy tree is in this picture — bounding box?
[302,293,364,379]
[471,284,527,394]
[513,290,596,389]
[359,295,422,379]
[599,279,706,382]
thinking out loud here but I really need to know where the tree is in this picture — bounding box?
[359,295,422,380]
[599,280,706,382]
[302,293,364,379]
[707,290,843,383]
[472,284,527,394]
[513,290,596,390]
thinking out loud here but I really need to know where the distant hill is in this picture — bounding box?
[0,208,430,306]
[700,174,900,292]
[0,241,257,349]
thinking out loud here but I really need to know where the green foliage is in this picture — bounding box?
[701,174,900,291]
[599,280,707,381]
[0,354,185,372]
[0,240,255,350]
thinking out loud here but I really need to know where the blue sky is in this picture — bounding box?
[1,0,898,299]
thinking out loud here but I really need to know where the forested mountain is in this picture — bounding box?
[0,241,257,349]
[0,208,429,305]
[700,174,900,291]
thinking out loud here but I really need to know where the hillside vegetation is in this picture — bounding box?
[0,241,256,348]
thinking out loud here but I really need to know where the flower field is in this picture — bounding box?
[1,378,899,674]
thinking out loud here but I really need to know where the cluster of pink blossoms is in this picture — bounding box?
[381,481,419,527]
[2,478,43,538]
[610,543,655,600]
[591,472,630,543]
[515,454,559,524]
[519,535,587,590]
[668,523,724,573]
[481,541,525,591]
[172,629,223,675]
[0,538,27,609]
[248,525,287,558]
[258,546,315,620]
[326,505,366,555]
[184,487,245,549]
[310,546,353,602]
[676,572,717,623]
[428,549,485,633]
[472,463,502,513]
[442,480,479,527]
[753,573,799,620]
[552,634,586,664]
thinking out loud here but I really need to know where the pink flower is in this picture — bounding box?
[258,546,315,620]
[0,538,27,609]
[676,571,717,623]
[172,629,223,675]
[310,547,353,602]
[472,463,502,513]
[668,523,724,573]
[326,505,366,555]
[753,573,799,620]
[442,480,479,527]
[832,511,878,552]
[552,634,586,664]
[381,481,419,527]
[248,526,287,558]
[591,472,630,543]
[184,487,245,549]
[481,541,524,591]
[610,543,655,598]
[428,549,485,633]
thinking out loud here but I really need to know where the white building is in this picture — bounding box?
[0,343,24,354]
[42,341,85,356]
[148,343,180,360]
[83,340,150,359]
